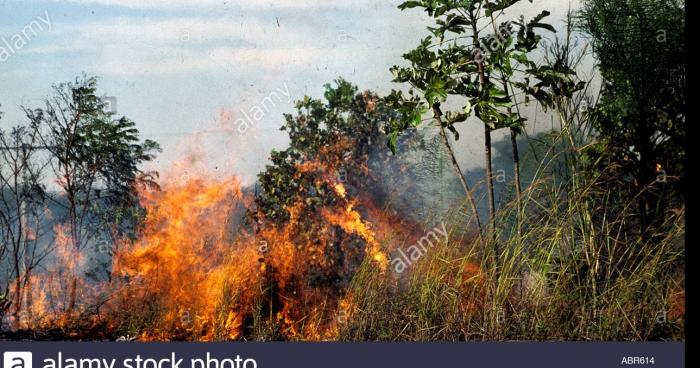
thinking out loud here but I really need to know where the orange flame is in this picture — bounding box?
[7,129,482,341]
[111,175,262,341]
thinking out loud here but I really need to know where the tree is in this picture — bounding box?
[251,79,399,333]
[0,111,52,329]
[578,0,685,229]
[23,75,160,313]
[255,79,389,224]
[386,0,574,276]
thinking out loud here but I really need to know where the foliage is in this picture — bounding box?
[578,0,685,227]
[254,78,391,223]
[24,75,161,243]
[0,0,686,342]
[386,0,581,150]
[12,75,161,313]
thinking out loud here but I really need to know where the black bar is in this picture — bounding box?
[0,342,685,368]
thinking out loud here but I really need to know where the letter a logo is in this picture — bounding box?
[3,352,32,368]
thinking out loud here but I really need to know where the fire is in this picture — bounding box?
[111,174,262,341]
[13,223,94,331]
[102,150,393,340]
[334,183,347,198]
[4,131,474,341]
[322,202,388,272]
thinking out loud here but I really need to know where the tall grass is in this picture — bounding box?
[338,41,685,339]
[338,138,684,340]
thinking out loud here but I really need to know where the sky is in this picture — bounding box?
[0,0,583,185]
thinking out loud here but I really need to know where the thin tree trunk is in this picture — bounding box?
[68,277,77,313]
[491,15,523,209]
[471,11,499,279]
[483,127,501,287]
[502,80,522,205]
[511,129,522,221]
[433,104,485,244]
[13,253,21,328]
[483,128,496,236]
[12,179,24,329]
[67,188,79,314]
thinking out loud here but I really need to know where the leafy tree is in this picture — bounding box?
[23,75,160,311]
[386,0,578,273]
[255,79,390,224]
[251,79,398,329]
[579,0,685,229]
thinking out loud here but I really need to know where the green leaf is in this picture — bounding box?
[530,22,556,33]
[463,101,472,115]
[388,132,399,154]
[398,1,422,10]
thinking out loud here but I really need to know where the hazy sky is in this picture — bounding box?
[0,0,582,184]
